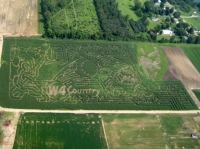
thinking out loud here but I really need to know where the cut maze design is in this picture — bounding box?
[6,41,197,110]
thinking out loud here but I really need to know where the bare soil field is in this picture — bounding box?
[162,46,200,107]
[162,46,200,88]
[0,0,38,36]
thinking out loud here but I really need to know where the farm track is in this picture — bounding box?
[0,107,199,114]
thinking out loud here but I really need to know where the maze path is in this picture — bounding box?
[0,39,195,110]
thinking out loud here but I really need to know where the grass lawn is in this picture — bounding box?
[184,17,200,30]
[102,114,200,149]
[13,113,107,149]
[193,89,200,102]
[37,0,45,34]
[116,0,139,21]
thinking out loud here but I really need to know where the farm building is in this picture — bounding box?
[191,134,197,138]
[162,30,173,35]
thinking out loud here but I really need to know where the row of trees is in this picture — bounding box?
[93,0,132,40]
[159,35,200,44]
[167,0,197,12]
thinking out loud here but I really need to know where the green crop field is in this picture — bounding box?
[0,37,197,110]
[102,114,200,149]
[184,17,200,30]
[48,0,101,37]
[13,113,107,149]
[193,89,200,101]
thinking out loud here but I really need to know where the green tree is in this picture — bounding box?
[134,0,142,10]
[135,9,143,17]
[188,27,194,34]
[187,35,195,43]
[173,12,181,18]
[170,36,175,43]
[160,2,164,8]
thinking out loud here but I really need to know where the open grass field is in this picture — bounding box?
[102,114,200,149]
[0,0,38,36]
[0,37,197,110]
[49,0,101,37]
[193,90,200,102]
[116,0,139,21]
[184,17,200,31]
[13,113,107,149]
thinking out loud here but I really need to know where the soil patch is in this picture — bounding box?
[162,46,200,88]
[0,0,38,36]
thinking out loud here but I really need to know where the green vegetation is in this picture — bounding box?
[102,114,200,149]
[41,0,101,39]
[168,0,197,13]
[13,113,107,149]
[135,42,168,80]
[102,114,168,149]
[0,37,197,110]
[178,44,200,72]
[193,89,200,101]
[160,115,200,148]
[116,0,139,21]
[38,0,45,34]
[184,17,200,30]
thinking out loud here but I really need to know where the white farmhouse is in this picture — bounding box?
[162,30,173,35]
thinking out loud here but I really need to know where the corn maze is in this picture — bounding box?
[0,38,197,110]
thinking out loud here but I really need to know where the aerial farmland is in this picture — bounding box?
[0,0,200,148]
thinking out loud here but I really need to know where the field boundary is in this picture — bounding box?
[101,118,109,149]
[0,106,200,114]
[0,35,3,67]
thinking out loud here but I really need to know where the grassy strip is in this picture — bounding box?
[37,0,44,34]
[193,89,200,102]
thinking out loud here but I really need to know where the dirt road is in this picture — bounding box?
[0,106,199,114]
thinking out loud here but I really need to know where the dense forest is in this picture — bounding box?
[93,0,132,40]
